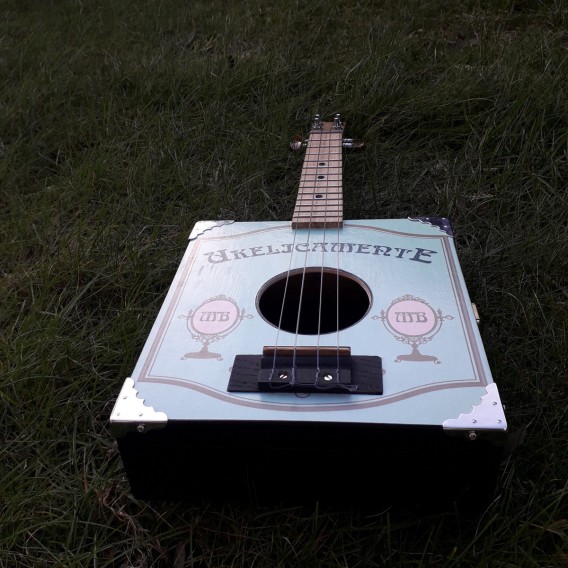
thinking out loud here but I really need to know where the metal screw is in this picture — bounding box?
[323,374,333,381]
[137,424,145,433]
[468,431,477,441]
[279,371,288,380]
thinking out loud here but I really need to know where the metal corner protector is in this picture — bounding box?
[188,220,234,241]
[443,383,507,434]
[110,377,168,438]
[408,216,454,237]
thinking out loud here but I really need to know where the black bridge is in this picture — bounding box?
[228,347,383,395]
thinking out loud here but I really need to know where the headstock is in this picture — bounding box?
[290,114,364,151]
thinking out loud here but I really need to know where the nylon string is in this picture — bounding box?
[291,124,322,384]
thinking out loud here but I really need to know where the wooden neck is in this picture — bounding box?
[291,121,345,229]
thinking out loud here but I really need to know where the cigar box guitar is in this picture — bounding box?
[110,115,509,508]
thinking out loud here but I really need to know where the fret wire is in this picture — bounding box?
[296,195,343,198]
[293,212,343,216]
[297,193,342,196]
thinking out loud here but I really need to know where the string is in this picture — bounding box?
[269,119,320,388]
[319,124,359,393]
[334,127,342,383]
[315,126,326,384]
[269,223,299,388]
[336,185,341,382]
[314,122,350,390]
[328,127,348,389]
[292,122,322,384]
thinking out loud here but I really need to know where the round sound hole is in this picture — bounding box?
[257,268,371,335]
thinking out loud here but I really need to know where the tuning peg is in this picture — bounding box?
[289,134,306,151]
[342,138,365,149]
[290,135,364,150]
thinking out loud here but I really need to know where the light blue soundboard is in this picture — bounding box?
[111,217,507,439]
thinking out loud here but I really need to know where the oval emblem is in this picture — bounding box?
[385,298,437,337]
[191,298,240,336]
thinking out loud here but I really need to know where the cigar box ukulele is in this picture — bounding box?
[110,115,509,509]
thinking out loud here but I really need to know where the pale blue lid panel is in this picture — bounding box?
[123,218,501,428]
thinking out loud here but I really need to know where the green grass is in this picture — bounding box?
[1,0,567,565]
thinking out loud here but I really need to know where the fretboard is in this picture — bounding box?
[291,121,345,229]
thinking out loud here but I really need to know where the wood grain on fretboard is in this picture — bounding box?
[291,121,345,229]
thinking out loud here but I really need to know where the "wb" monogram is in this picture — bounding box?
[394,311,428,323]
[199,311,231,322]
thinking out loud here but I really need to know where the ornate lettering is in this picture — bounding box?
[372,245,392,256]
[202,242,438,265]
[395,311,428,323]
[230,249,249,260]
[311,242,328,252]
[331,242,354,253]
[249,246,265,257]
[394,247,411,258]
[204,249,229,264]
[409,248,437,263]
[199,311,231,322]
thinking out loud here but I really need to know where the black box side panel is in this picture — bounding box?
[117,421,504,511]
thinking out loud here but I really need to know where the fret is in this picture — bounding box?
[295,199,343,203]
[291,120,345,230]
[296,188,343,193]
